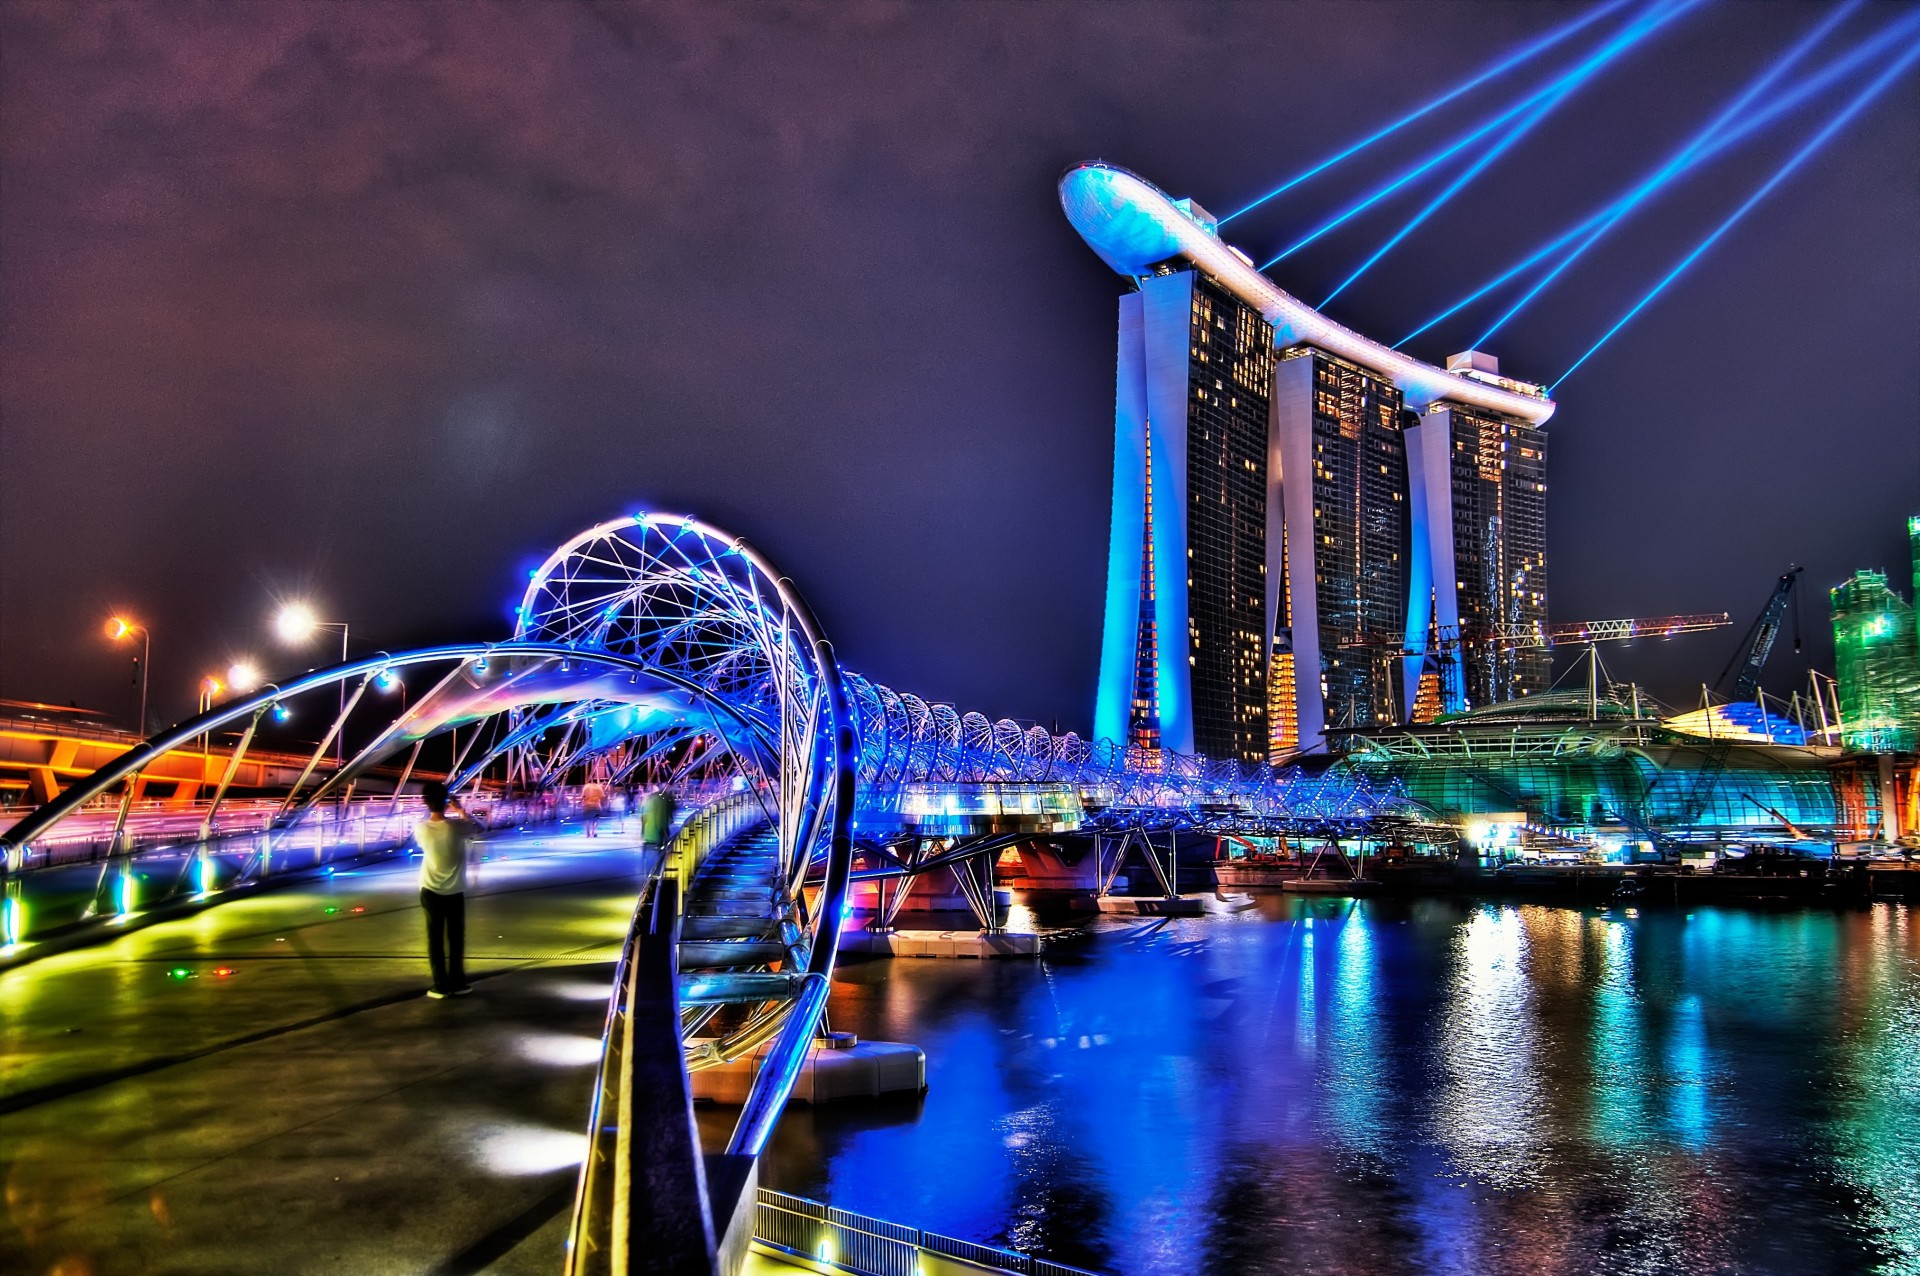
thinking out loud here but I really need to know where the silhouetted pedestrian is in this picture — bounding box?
[581,779,607,837]
[415,780,476,998]
[642,787,677,853]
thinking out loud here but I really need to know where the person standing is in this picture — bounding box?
[415,780,476,998]
[641,787,677,853]
[581,778,606,837]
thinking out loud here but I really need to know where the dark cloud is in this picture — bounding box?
[2,0,1915,731]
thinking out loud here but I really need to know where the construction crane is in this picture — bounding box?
[1338,611,1730,723]
[1719,566,1802,702]
[1665,568,1807,848]
[1341,612,1731,658]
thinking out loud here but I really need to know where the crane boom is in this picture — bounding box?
[1726,567,1802,701]
[1340,612,1730,655]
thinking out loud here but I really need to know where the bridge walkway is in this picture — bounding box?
[0,822,652,1276]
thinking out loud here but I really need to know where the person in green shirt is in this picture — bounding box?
[641,788,677,851]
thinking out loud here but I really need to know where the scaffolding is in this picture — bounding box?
[1830,567,1920,754]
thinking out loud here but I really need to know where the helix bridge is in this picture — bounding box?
[0,510,1423,1270]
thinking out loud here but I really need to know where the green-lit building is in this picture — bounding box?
[1338,689,1843,850]
[1829,519,1920,754]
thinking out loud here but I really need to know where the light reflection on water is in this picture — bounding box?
[758,898,1920,1275]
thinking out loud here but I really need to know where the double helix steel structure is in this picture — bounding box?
[516,517,1415,826]
[1,508,1421,959]
[0,510,1419,1271]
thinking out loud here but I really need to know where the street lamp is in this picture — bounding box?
[274,602,349,764]
[104,616,151,737]
[197,676,224,756]
[227,661,263,694]
[375,667,407,713]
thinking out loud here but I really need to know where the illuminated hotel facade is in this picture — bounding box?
[1062,163,1557,758]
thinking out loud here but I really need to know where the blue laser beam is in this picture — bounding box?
[1220,0,1639,226]
[1552,36,1920,393]
[1393,5,1920,349]
[1471,0,1865,348]
[1320,0,1705,309]
[1261,33,1640,269]
[1261,0,1696,271]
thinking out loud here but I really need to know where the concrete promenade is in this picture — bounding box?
[0,823,653,1276]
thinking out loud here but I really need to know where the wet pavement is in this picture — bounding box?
[0,824,650,1276]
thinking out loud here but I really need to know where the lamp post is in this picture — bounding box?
[105,616,151,737]
[197,676,224,757]
[275,603,350,765]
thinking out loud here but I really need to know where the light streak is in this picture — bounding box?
[1321,0,1704,308]
[1470,0,1865,347]
[1262,45,1630,268]
[1221,0,1639,225]
[1394,6,1920,349]
[1260,0,1681,270]
[1552,36,1920,392]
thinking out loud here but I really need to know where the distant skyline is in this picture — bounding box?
[2,1,1915,734]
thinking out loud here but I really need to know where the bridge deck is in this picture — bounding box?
[0,823,651,1275]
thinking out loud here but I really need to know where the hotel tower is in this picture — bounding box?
[1061,164,1556,759]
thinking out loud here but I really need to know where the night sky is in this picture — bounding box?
[2,0,1915,735]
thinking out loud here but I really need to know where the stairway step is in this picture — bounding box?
[698,886,777,902]
[680,916,782,941]
[678,971,810,1006]
[687,900,781,919]
[677,940,788,969]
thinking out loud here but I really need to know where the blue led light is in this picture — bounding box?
[1221,0,1638,225]
[1554,33,1920,392]
[1471,0,1866,348]
[1321,0,1705,309]
[1396,8,1920,350]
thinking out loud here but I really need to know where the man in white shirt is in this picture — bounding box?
[415,780,477,998]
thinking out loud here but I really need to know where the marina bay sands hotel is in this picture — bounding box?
[1061,163,1555,762]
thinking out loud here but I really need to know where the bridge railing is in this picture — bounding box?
[668,788,772,899]
[566,788,771,1276]
[0,792,563,957]
[753,1188,1102,1276]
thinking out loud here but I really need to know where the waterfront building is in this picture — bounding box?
[1098,242,1275,764]
[1271,347,1410,745]
[1341,689,1842,848]
[1063,163,1555,758]
[1830,536,1920,754]
[1403,359,1551,715]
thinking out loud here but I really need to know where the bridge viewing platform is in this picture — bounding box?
[0,822,645,1274]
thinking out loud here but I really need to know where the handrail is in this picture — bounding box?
[565,788,767,1276]
[754,1188,1104,1276]
[0,794,561,959]
[669,789,770,901]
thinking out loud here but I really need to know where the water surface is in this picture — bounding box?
[759,898,1920,1275]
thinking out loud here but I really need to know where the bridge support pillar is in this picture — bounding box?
[704,1153,758,1276]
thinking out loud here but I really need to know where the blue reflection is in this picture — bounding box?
[758,900,1911,1274]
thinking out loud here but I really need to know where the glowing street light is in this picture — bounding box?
[104,615,151,737]
[273,601,350,764]
[227,661,263,694]
[275,601,320,645]
[274,602,346,662]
